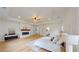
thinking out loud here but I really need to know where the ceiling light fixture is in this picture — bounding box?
[32,16,40,23]
[18,16,21,19]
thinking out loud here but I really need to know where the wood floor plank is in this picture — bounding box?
[0,34,65,52]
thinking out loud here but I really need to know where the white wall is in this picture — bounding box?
[0,19,37,41]
[75,8,79,35]
[20,22,37,35]
[0,20,5,41]
[63,8,79,35]
[63,8,76,35]
[37,23,61,36]
[0,19,21,41]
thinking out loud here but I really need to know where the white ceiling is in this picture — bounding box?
[0,7,69,23]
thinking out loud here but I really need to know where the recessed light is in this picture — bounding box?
[18,16,21,19]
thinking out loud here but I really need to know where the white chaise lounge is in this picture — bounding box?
[34,37,61,52]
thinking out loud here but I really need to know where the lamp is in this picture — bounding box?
[46,27,50,36]
[46,27,50,31]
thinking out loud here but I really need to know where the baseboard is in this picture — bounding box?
[0,39,5,42]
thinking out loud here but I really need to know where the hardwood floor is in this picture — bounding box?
[0,34,65,52]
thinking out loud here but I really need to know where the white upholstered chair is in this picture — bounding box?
[65,34,79,52]
[34,36,61,52]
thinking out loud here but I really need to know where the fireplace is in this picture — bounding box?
[20,28,31,38]
[22,31,29,35]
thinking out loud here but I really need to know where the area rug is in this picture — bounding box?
[26,40,41,52]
